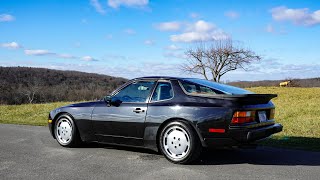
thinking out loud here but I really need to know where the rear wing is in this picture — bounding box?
[206,94,278,105]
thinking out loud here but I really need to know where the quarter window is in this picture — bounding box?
[151,82,173,101]
[113,81,155,102]
[180,80,220,95]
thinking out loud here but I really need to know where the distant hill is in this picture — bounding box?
[0,67,127,104]
[228,78,320,88]
[1,66,319,105]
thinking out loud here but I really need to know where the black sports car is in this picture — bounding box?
[48,76,283,164]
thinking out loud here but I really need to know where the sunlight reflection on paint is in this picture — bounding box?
[170,105,182,110]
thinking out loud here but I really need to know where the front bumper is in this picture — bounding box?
[204,123,283,147]
[48,114,55,138]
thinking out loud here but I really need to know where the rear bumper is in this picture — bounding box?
[204,123,283,147]
[247,123,282,141]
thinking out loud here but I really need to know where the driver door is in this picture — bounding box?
[91,80,156,146]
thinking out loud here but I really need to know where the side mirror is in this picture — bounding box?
[111,99,122,107]
[103,95,122,107]
[103,95,112,103]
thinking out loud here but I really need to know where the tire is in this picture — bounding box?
[54,114,81,147]
[159,121,202,164]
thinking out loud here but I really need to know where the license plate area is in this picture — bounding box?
[258,111,267,123]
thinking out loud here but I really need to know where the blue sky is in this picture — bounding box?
[0,0,319,81]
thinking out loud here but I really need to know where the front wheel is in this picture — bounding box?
[159,121,202,164]
[54,114,81,147]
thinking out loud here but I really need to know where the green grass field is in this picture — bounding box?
[0,87,319,150]
[0,102,73,126]
[248,87,320,151]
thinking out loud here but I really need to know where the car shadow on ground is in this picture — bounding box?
[79,142,320,166]
[196,146,320,166]
[80,142,159,155]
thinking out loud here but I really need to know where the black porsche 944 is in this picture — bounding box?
[48,76,283,164]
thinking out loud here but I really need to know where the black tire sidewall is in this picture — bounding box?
[159,121,198,164]
[54,114,77,147]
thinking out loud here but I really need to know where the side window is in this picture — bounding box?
[113,81,155,102]
[180,80,217,95]
[151,81,173,102]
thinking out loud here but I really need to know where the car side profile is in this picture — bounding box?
[48,76,283,164]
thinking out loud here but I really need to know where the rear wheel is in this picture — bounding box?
[159,121,202,164]
[54,114,81,147]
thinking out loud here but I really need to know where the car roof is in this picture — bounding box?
[135,76,252,95]
[135,76,183,80]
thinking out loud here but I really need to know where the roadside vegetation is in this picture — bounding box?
[248,87,320,151]
[0,87,319,151]
[0,102,72,126]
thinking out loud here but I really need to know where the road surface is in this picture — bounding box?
[0,124,319,180]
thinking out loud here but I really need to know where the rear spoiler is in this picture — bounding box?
[206,94,278,105]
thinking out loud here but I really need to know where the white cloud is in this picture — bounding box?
[0,14,15,22]
[24,49,53,56]
[123,28,136,35]
[108,0,149,9]
[1,42,21,49]
[58,54,77,59]
[270,6,320,26]
[154,21,182,31]
[144,39,154,45]
[24,48,98,61]
[82,56,98,61]
[170,20,229,43]
[266,24,275,33]
[165,44,181,51]
[190,12,200,19]
[224,11,240,19]
[163,51,187,59]
[90,0,106,14]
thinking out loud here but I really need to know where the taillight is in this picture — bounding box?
[269,109,275,119]
[231,111,255,124]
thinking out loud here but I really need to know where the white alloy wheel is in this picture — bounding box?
[56,117,73,145]
[162,125,191,160]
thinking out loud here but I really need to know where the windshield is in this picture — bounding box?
[181,78,253,95]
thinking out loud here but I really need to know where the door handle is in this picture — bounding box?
[133,108,145,113]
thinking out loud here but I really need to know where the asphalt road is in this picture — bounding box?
[0,124,319,180]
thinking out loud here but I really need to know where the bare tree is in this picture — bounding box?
[19,78,42,104]
[182,39,261,82]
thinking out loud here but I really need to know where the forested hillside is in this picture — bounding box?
[1,66,319,105]
[0,67,127,104]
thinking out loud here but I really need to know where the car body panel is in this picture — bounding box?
[91,101,147,146]
[48,76,283,152]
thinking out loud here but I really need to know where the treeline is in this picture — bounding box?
[1,66,319,105]
[0,67,127,105]
[228,78,320,88]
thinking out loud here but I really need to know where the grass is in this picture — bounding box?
[247,87,320,151]
[0,102,73,126]
[0,87,319,151]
